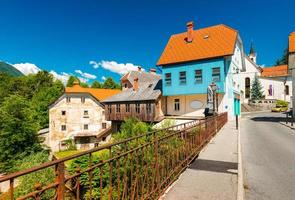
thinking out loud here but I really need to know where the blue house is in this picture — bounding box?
[157,22,244,118]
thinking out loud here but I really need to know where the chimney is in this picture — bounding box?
[133,77,139,91]
[138,66,142,71]
[186,21,194,43]
[150,68,156,74]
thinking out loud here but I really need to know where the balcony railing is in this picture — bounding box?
[0,112,227,200]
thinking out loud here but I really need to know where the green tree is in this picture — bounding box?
[250,75,263,100]
[275,48,288,65]
[102,77,117,89]
[80,82,89,88]
[91,80,102,88]
[0,95,42,172]
[66,75,79,87]
[31,79,64,128]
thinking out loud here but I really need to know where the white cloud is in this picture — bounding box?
[89,60,144,75]
[13,63,41,75]
[74,69,97,79]
[49,70,71,84]
[101,76,106,81]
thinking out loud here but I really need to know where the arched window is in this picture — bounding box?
[245,78,250,98]
[285,85,290,95]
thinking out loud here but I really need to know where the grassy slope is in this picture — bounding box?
[0,61,23,76]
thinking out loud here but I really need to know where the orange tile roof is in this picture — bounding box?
[261,65,288,77]
[65,84,121,101]
[289,32,295,53]
[157,24,238,66]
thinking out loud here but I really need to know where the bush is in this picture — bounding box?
[276,100,288,107]
[12,151,54,200]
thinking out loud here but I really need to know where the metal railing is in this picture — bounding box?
[0,112,228,200]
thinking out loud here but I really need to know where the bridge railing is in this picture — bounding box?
[0,112,227,200]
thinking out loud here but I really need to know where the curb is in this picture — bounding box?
[279,121,295,130]
[237,119,245,200]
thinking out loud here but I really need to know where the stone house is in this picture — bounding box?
[102,68,165,132]
[48,81,121,152]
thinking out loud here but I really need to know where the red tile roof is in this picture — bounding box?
[289,32,295,53]
[157,24,238,66]
[261,65,288,77]
[65,84,121,101]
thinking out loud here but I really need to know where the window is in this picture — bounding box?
[165,73,171,86]
[285,85,290,95]
[102,137,106,142]
[212,67,220,82]
[84,110,88,116]
[195,70,202,84]
[61,125,66,131]
[135,103,140,113]
[125,103,130,112]
[116,104,120,113]
[245,78,250,98]
[108,104,112,113]
[124,83,128,88]
[66,97,71,103]
[146,103,152,114]
[179,71,186,85]
[102,122,107,129]
[268,85,273,96]
[61,111,66,115]
[81,97,85,103]
[174,99,180,111]
[84,124,88,130]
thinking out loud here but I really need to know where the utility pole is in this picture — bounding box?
[288,32,295,121]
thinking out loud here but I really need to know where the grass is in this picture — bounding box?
[54,150,81,166]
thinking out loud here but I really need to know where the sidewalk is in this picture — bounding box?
[162,120,239,200]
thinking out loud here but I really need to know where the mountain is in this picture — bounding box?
[0,61,23,76]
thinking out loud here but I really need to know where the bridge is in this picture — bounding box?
[0,113,227,200]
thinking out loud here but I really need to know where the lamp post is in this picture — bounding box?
[209,82,219,115]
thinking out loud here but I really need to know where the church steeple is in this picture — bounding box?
[249,42,256,55]
[249,41,257,63]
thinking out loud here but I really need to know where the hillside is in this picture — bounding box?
[0,61,23,76]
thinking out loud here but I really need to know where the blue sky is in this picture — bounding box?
[0,0,295,83]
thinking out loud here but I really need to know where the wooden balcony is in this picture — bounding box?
[105,103,158,122]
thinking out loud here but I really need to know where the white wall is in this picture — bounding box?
[49,94,111,152]
[239,56,261,103]
[224,39,244,118]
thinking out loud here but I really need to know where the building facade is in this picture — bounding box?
[157,22,244,118]
[48,82,121,152]
[103,68,165,132]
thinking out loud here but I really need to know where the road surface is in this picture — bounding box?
[241,112,295,200]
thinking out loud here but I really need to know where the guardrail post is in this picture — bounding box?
[56,162,65,200]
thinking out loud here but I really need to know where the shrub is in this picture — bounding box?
[276,100,288,107]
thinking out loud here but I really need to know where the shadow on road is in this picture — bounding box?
[189,159,238,175]
[250,116,286,122]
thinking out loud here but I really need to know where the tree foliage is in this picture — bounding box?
[0,71,64,172]
[0,95,42,172]
[102,77,121,89]
[91,80,102,88]
[66,75,79,87]
[250,75,263,100]
[275,48,288,65]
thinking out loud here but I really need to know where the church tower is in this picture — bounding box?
[249,42,257,63]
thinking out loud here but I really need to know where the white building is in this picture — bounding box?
[240,46,292,104]
[48,81,121,152]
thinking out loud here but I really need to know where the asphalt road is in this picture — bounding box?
[240,112,295,200]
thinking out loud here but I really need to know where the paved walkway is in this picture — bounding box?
[162,120,238,200]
